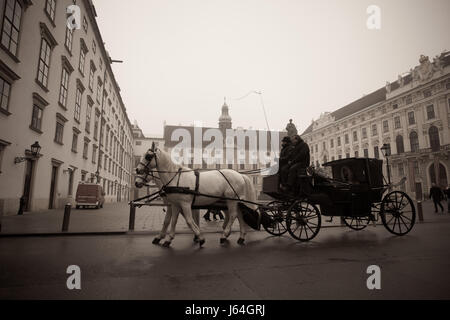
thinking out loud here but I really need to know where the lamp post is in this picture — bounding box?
[30,141,41,157]
[14,141,41,164]
[381,143,391,185]
[16,142,41,215]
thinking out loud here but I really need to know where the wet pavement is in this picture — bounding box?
[0,217,449,299]
[1,200,447,235]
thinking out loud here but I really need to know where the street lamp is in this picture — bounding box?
[14,141,42,164]
[30,141,41,157]
[381,144,391,185]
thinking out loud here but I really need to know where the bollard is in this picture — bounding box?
[417,201,424,222]
[62,203,71,232]
[129,205,136,231]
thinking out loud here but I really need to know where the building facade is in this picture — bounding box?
[0,0,134,216]
[301,52,450,200]
[131,122,165,199]
[163,101,286,198]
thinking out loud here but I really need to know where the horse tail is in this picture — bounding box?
[238,174,263,231]
[241,174,257,210]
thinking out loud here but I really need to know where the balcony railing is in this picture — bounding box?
[389,144,449,159]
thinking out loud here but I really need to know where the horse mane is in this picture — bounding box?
[157,148,185,173]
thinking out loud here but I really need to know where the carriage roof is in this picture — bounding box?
[323,158,384,188]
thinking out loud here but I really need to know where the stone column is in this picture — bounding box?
[408,159,416,196]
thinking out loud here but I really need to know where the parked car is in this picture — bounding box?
[75,183,105,209]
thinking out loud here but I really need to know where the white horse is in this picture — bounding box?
[135,146,258,247]
[145,171,201,246]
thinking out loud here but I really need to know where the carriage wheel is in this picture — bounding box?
[380,191,416,236]
[343,216,371,231]
[286,200,321,242]
[262,201,288,236]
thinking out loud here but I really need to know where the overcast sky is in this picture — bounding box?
[93,0,450,136]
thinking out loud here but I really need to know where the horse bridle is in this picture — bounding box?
[136,147,185,195]
[136,148,160,184]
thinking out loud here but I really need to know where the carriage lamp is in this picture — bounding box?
[381,144,392,185]
[14,141,42,164]
[380,144,391,157]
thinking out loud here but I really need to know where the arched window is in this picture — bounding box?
[409,131,419,153]
[429,163,448,187]
[396,135,404,154]
[429,126,440,152]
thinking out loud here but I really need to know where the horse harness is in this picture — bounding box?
[137,149,243,207]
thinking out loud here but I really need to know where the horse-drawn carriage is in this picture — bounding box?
[260,157,416,241]
[133,145,415,246]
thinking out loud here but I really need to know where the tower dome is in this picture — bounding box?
[218,98,232,130]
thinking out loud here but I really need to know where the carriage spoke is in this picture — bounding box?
[291,221,300,234]
[298,225,304,238]
[392,216,397,231]
[303,225,309,239]
[396,217,402,233]
[386,215,395,225]
[400,214,412,222]
[305,223,315,235]
[398,215,410,231]
[287,201,321,242]
[381,192,416,236]
[263,202,289,236]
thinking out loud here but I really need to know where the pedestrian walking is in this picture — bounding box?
[429,183,444,213]
[445,185,450,214]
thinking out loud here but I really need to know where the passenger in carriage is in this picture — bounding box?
[279,136,294,186]
[341,166,360,185]
[281,135,310,194]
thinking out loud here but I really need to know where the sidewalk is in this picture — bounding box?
[0,199,448,236]
[0,202,240,235]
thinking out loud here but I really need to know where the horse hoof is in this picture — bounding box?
[152,238,161,245]
[193,236,199,243]
[199,239,206,247]
[220,238,228,245]
[237,238,245,246]
[162,241,171,248]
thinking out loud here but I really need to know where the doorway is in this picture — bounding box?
[49,165,59,209]
[429,163,448,187]
[415,182,423,201]
[22,160,35,212]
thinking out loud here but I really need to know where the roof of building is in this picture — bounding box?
[301,87,386,136]
[301,52,450,136]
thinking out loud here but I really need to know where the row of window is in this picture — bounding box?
[2,0,133,171]
[313,125,442,167]
[311,105,439,154]
[40,1,133,158]
[308,101,441,146]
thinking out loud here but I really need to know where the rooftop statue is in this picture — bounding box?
[286,119,298,137]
